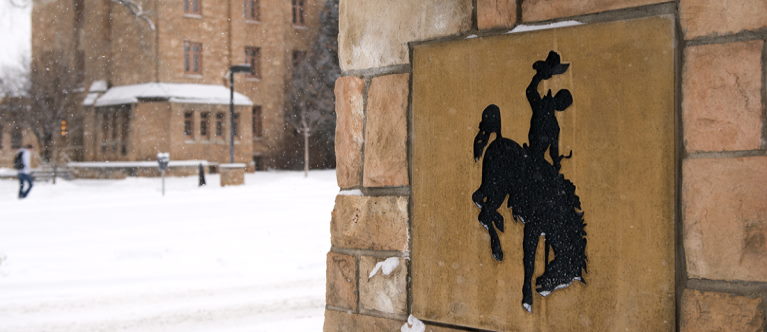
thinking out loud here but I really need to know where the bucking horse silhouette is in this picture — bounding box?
[472,51,587,312]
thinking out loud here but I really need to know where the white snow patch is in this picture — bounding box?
[82,93,100,106]
[94,83,253,107]
[89,80,108,93]
[0,170,338,331]
[368,257,400,279]
[401,315,426,332]
[338,189,363,196]
[0,168,18,177]
[508,21,582,34]
[68,160,209,168]
[219,163,246,168]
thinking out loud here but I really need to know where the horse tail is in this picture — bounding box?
[571,208,588,278]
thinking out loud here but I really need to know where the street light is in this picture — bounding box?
[228,64,252,163]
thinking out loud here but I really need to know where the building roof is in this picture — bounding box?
[85,82,254,107]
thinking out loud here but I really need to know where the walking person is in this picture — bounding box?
[14,144,34,199]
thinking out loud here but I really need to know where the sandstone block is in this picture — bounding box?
[683,156,767,281]
[411,16,676,331]
[683,40,763,153]
[331,195,409,251]
[334,76,366,189]
[219,164,245,186]
[522,0,667,22]
[363,73,409,187]
[681,289,765,332]
[326,252,357,310]
[359,256,407,315]
[681,0,767,39]
[477,0,517,30]
[323,310,404,332]
[339,0,472,71]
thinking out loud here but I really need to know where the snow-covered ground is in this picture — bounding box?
[0,171,337,331]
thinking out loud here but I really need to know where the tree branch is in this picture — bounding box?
[111,0,156,30]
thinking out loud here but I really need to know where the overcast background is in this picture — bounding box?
[0,1,31,69]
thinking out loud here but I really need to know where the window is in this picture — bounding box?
[291,0,305,25]
[253,155,263,170]
[233,112,240,137]
[98,107,130,156]
[252,106,262,138]
[184,41,203,74]
[184,111,194,137]
[120,111,129,155]
[215,112,224,136]
[111,112,118,152]
[200,112,209,138]
[243,0,259,20]
[184,0,201,15]
[292,50,306,69]
[245,46,261,78]
[11,127,22,149]
[100,112,109,153]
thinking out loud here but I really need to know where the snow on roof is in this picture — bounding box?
[93,83,253,107]
[89,80,108,93]
[82,92,100,106]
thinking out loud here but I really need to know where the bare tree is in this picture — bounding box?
[110,0,155,30]
[0,61,29,97]
[0,62,30,145]
[285,0,340,177]
[23,51,81,168]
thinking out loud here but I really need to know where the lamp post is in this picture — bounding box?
[228,64,252,164]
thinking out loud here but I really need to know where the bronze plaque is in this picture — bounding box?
[411,16,675,331]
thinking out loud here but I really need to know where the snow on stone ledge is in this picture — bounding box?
[508,20,582,34]
[219,163,247,169]
[338,189,363,196]
[93,83,253,107]
[68,160,209,168]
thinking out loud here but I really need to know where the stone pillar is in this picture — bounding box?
[327,0,767,330]
[679,0,767,328]
[219,163,245,186]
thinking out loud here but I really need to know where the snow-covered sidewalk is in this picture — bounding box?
[0,171,337,331]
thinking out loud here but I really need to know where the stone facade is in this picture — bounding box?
[30,0,325,169]
[327,0,767,330]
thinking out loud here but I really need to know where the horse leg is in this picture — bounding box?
[522,224,539,312]
[477,195,505,261]
[544,236,551,274]
[488,224,503,261]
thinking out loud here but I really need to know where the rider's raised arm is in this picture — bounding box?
[526,73,543,106]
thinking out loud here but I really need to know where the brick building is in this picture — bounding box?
[30,0,325,169]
